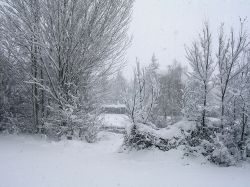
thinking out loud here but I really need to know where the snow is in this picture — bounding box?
[0,115,249,187]
[102,114,131,128]
[101,104,127,108]
[136,119,196,140]
[0,131,250,187]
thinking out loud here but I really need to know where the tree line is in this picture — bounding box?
[115,21,250,165]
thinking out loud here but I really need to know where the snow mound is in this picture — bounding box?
[136,119,196,140]
[122,120,197,151]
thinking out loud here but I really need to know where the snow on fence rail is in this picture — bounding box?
[101,104,128,114]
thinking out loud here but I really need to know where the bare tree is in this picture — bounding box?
[186,23,214,127]
[123,59,159,125]
[216,20,249,128]
[0,0,43,131]
[227,50,250,152]
[0,0,134,138]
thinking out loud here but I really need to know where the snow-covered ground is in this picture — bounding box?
[0,133,250,187]
[102,114,131,128]
[0,115,250,187]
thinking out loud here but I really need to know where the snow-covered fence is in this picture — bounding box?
[101,104,128,114]
[100,126,126,134]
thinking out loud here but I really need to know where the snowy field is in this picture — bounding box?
[0,130,250,187]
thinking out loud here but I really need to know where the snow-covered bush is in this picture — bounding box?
[44,103,102,142]
[122,123,169,151]
[183,120,244,166]
[79,113,102,143]
[209,136,236,166]
[122,120,196,151]
[122,124,156,150]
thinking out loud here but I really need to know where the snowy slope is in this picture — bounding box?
[0,132,250,187]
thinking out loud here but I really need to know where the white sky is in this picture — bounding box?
[124,0,250,78]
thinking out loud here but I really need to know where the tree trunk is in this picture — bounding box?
[32,51,39,132]
[202,83,207,127]
[241,105,247,142]
[221,94,225,129]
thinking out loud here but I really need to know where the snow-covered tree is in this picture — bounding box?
[122,58,164,150]
[185,23,214,127]
[216,20,249,128]
[184,21,250,165]
[225,51,250,157]
[0,0,134,140]
[123,57,159,125]
[157,61,184,125]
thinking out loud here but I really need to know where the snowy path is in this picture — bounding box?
[0,131,250,187]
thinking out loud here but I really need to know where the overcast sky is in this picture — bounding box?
[124,0,250,78]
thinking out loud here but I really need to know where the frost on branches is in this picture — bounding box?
[183,21,250,166]
[0,0,134,141]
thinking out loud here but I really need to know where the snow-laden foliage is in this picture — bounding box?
[121,57,163,150]
[122,59,159,125]
[0,0,134,140]
[1,0,250,168]
[122,120,196,151]
[0,51,33,133]
[121,21,250,166]
[181,21,250,166]
[184,23,215,126]
[156,62,184,126]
